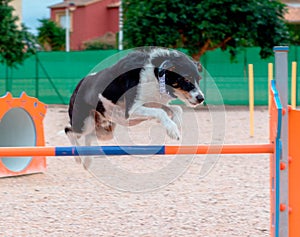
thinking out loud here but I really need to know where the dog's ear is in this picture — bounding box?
[158,60,176,77]
[194,61,203,72]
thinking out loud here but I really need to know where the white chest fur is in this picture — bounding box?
[132,64,172,110]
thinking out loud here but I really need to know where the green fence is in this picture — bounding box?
[202,46,300,105]
[0,47,299,105]
[0,50,119,104]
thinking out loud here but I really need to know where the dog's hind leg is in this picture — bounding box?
[91,110,116,141]
[64,126,83,164]
[84,133,94,146]
[65,122,97,168]
[65,126,81,145]
[82,111,117,170]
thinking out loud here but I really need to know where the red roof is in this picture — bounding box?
[49,0,102,8]
[107,1,120,8]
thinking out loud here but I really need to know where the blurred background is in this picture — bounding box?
[1,0,300,105]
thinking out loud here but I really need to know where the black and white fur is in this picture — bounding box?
[65,48,204,145]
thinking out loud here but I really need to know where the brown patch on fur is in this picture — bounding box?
[174,88,192,100]
[90,110,116,140]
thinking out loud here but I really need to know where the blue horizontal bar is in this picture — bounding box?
[55,145,166,156]
[273,46,289,52]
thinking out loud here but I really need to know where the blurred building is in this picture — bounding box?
[48,0,300,51]
[283,0,300,23]
[49,0,120,50]
[10,0,22,28]
[283,0,300,44]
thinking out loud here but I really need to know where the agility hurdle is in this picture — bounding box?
[0,47,299,237]
[0,144,274,156]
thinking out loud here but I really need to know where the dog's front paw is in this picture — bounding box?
[170,106,182,128]
[165,121,181,140]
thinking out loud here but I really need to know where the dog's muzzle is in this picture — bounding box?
[187,88,205,106]
[196,94,205,104]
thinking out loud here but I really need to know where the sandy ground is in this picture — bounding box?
[0,104,270,237]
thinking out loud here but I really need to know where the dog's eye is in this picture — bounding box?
[184,77,192,83]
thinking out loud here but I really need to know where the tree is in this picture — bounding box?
[287,23,300,45]
[37,18,65,51]
[84,32,117,50]
[123,0,290,60]
[0,0,36,67]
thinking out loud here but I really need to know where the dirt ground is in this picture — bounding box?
[0,104,270,237]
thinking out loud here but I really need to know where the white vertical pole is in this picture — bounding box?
[274,46,289,237]
[118,0,123,51]
[65,7,70,52]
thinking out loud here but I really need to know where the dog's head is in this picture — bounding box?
[152,50,205,107]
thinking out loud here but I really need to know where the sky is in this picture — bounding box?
[22,0,61,35]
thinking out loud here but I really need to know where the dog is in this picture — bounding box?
[65,48,205,146]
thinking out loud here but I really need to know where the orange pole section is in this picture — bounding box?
[166,144,274,154]
[0,147,55,157]
[288,108,300,237]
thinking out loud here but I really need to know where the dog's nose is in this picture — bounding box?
[196,94,204,103]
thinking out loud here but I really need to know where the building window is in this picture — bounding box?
[55,11,73,31]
